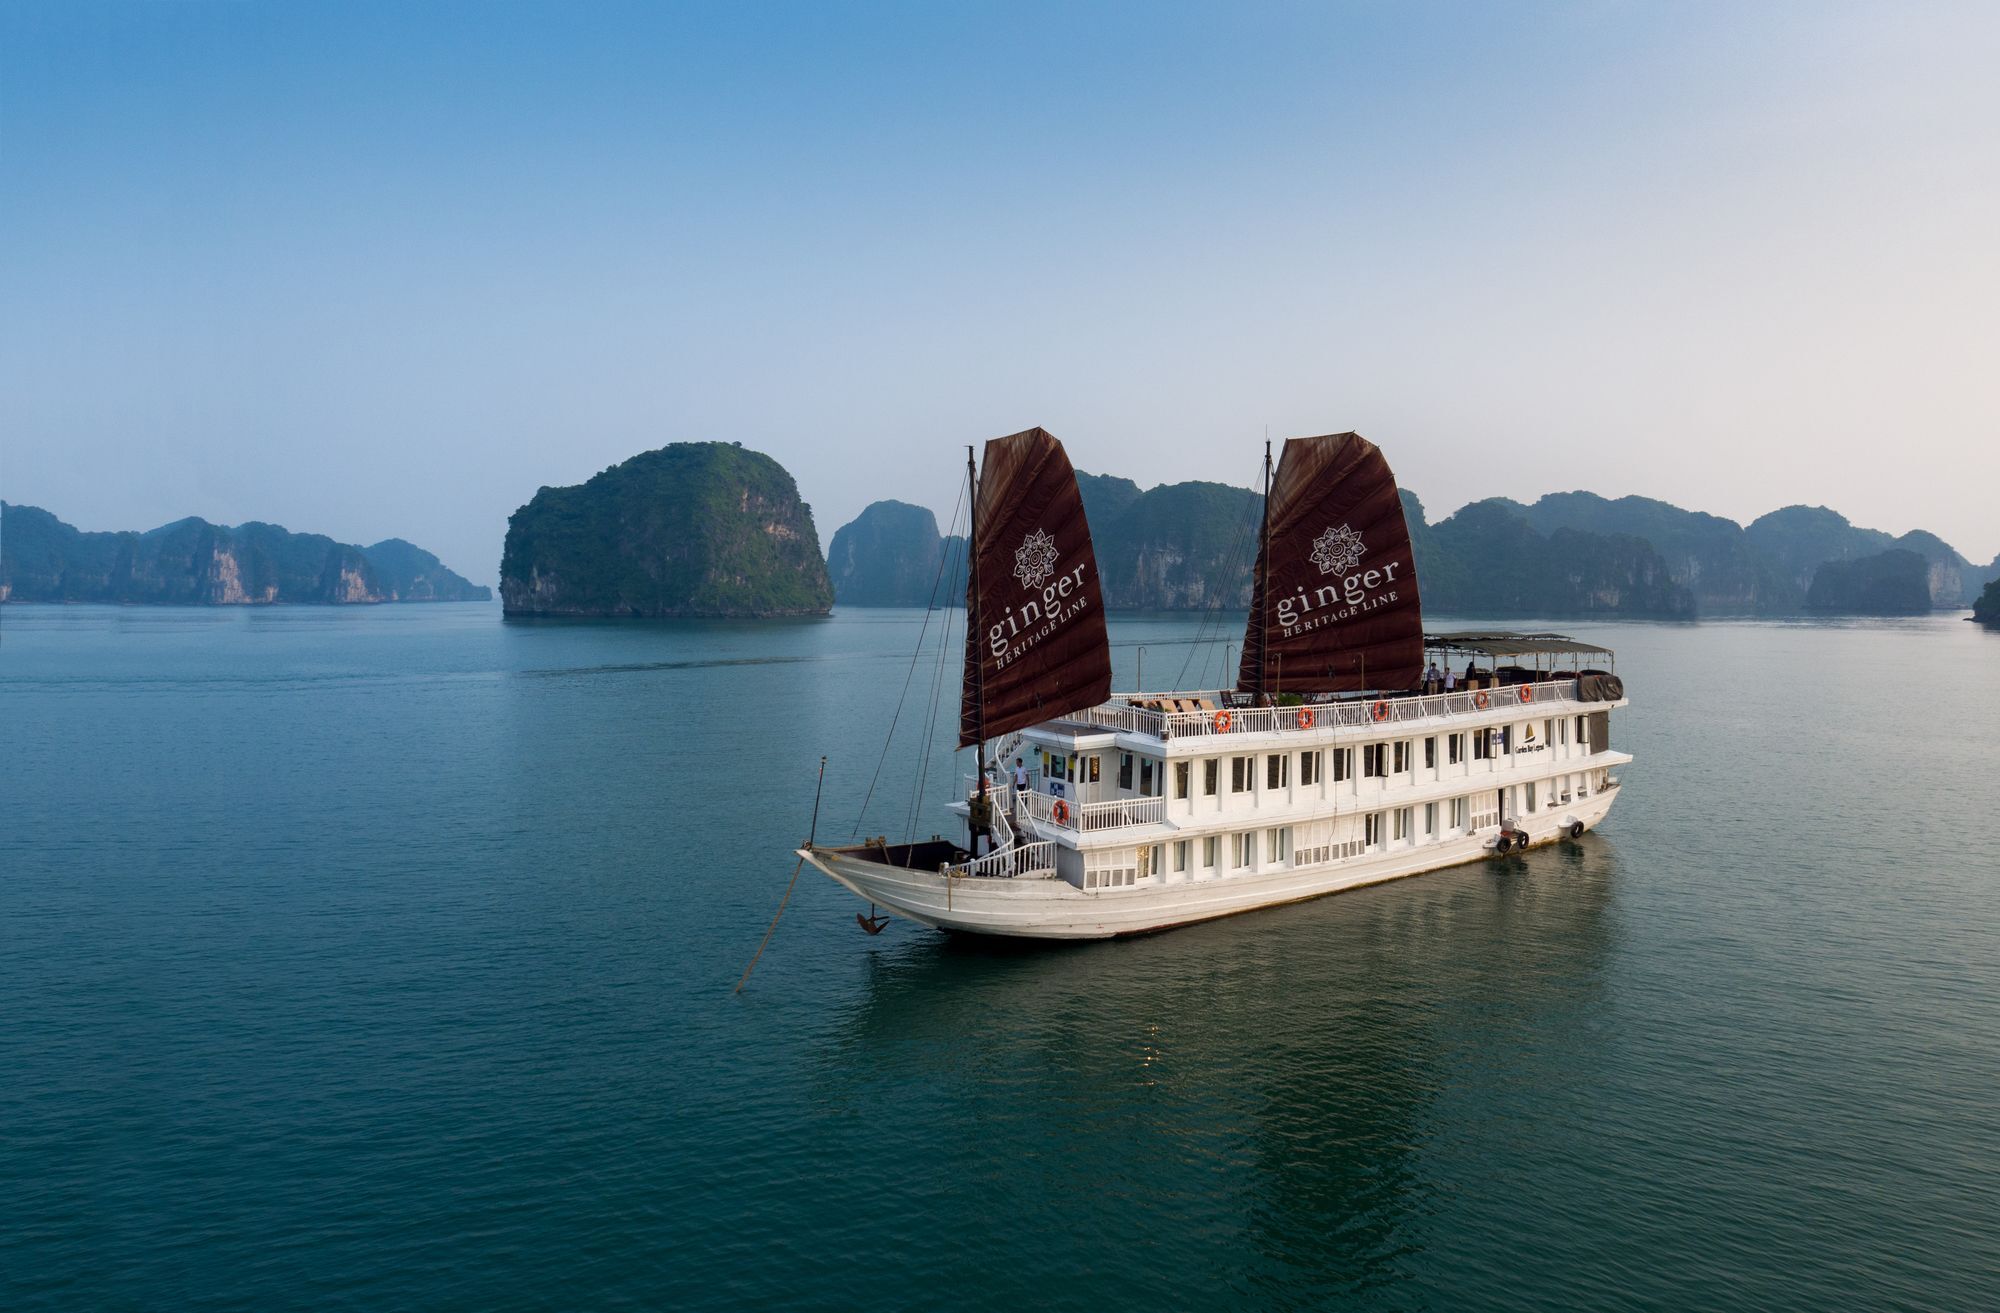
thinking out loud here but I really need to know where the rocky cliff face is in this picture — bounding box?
[826,501,950,606]
[1890,530,1974,608]
[0,503,489,604]
[500,443,833,618]
[1092,480,1264,610]
[1806,548,1933,615]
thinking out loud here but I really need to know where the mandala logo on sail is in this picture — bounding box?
[1014,528,1059,589]
[1309,524,1366,576]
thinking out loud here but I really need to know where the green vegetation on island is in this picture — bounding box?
[1974,577,2000,628]
[500,442,833,618]
[0,502,490,604]
[1805,549,1934,615]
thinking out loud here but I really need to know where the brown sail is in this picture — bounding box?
[959,428,1112,748]
[1238,432,1425,695]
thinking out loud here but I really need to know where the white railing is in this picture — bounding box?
[1154,678,1586,740]
[941,840,1058,880]
[1019,790,1166,832]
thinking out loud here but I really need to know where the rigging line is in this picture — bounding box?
[906,528,966,841]
[849,479,969,841]
[1171,453,1269,693]
[903,501,967,840]
[734,755,827,995]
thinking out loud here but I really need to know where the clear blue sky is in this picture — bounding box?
[5,1,1997,583]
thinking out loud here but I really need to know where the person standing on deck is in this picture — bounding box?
[1425,660,1441,694]
[1465,659,1478,688]
[1444,664,1457,692]
[1012,758,1028,821]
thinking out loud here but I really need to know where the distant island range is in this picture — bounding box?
[8,440,1997,624]
[829,474,2000,622]
[0,502,489,605]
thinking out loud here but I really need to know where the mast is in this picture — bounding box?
[968,444,987,801]
[1255,439,1272,700]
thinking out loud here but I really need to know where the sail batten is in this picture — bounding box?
[1238,432,1425,695]
[959,428,1112,748]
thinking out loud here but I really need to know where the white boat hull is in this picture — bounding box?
[804,787,1620,940]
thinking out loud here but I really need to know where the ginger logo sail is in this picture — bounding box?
[1013,529,1060,589]
[1240,432,1426,695]
[960,428,1112,748]
[1309,524,1366,576]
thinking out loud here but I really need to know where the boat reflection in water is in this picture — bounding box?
[811,837,1618,1304]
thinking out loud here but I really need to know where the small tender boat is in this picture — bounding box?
[802,428,1630,939]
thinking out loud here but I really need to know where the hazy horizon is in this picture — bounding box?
[6,2,1997,585]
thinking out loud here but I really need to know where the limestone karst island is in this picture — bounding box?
[499,442,833,618]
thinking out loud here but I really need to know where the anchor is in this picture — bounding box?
[856,904,890,935]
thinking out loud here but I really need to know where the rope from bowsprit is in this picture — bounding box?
[733,756,826,995]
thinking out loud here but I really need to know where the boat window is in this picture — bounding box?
[1266,827,1292,863]
[1300,750,1320,787]
[1393,741,1410,773]
[1119,753,1134,790]
[1333,747,1352,783]
[1202,836,1218,868]
[1365,812,1384,846]
[1424,802,1438,837]
[1174,761,1190,800]
[1425,737,1437,770]
[1230,755,1253,793]
[1233,833,1253,868]
[1265,753,1290,790]
[1448,733,1464,765]
[1139,758,1154,795]
[1174,840,1189,872]
[1363,744,1389,778]
[1473,730,1490,761]
[1203,759,1218,796]
[1087,755,1101,783]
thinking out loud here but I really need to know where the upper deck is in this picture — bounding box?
[1039,672,1621,750]
[1022,630,1621,751]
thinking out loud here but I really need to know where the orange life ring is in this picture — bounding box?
[1370,700,1389,723]
[1051,800,1071,825]
[1516,685,1533,704]
[1473,691,1490,709]
[1214,710,1233,733]
[1297,707,1315,729]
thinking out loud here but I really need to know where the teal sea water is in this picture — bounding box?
[4,604,1998,1310]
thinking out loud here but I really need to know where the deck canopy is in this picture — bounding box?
[1424,632,1613,660]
